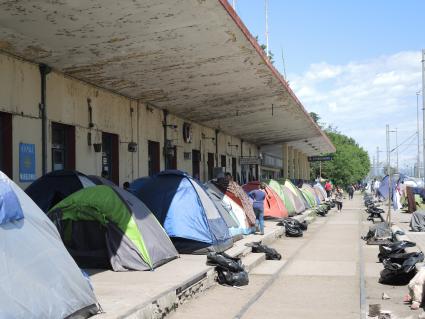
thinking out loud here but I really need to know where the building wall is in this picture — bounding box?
[0,52,258,188]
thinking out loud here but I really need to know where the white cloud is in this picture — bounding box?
[289,51,423,167]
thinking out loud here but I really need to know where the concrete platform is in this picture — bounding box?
[90,209,315,319]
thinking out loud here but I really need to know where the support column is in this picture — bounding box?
[288,146,294,179]
[294,150,300,180]
[305,156,311,180]
[282,143,289,179]
[299,153,305,181]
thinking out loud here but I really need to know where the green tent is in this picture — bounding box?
[300,188,317,208]
[49,185,178,271]
[267,179,296,216]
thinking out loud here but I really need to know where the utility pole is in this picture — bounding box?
[372,156,376,176]
[386,124,392,225]
[422,49,425,185]
[376,146,380,176]
[265,0,269,57]
[417,90,421,178]
[395,127,398,173]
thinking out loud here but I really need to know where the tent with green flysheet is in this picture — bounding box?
[49,185,178,271]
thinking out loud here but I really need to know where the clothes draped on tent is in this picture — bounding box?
[211,178,257,225]
[0,171,99,319]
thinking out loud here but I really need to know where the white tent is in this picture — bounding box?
[0,171,99,318]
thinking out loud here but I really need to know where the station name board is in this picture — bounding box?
[308,155,333,162]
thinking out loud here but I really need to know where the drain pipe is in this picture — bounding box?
[39,64,51,175]
[163,110,168,170]
[215,129,219,167]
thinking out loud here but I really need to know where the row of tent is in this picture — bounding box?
[1,169,330,318]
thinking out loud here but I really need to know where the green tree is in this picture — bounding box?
[310,130,370,187]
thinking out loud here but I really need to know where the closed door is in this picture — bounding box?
[102,132,119,185]
[0,112,12,178]
[51,122,75,171]
[207,152,214,180]
[148,140,160,176]
[221,155,226,169]
[192,150,201,179]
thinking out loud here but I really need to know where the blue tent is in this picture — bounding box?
[378,174,407,209]
[131,171,233,254]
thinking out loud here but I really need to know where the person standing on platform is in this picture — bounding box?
[249,183,266,235]
[335,186,344,212]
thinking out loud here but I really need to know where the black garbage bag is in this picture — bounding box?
[206,252,244,272]
[383,252,424,265]
[216,266,249,287]
[248,242,282,260]
[379,258,418,285]
[285,223,303,237]
[282,218,304,237]
[378,241,416,262]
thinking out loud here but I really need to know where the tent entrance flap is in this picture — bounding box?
[64,220,110,269]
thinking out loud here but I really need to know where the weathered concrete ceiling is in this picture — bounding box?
[0,0,334,154]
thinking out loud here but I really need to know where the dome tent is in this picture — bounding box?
[267,179,297,216]
[0,171,99,318]
[25,170,96,212]
[205,181,254,235]
[49,185,178,271]
[210,178,257,226]
[242,181,289,219]
[204,183,244,239]
[131,170,233,254]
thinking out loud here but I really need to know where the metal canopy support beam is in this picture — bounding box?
[282,143,289,179]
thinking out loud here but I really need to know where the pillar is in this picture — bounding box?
[300,152,305,180]
[294,150,300,180]
[282,143,289,179]
[288,146,294,179]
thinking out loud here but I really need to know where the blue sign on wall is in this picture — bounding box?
[19,143,36,182]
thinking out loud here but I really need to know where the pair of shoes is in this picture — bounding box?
[260,232,264,235]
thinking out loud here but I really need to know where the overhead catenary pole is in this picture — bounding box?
[386,124,392,225]
[417,90,421,178]
[395,127,398,173]
[265,0,269,58]
[376,146,380,176]
[422,49,425,184]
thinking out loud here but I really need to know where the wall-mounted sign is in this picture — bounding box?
[239,156,261,165]
[308,155,333,162]
[19,143,36,182]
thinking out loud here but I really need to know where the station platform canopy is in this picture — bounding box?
[0,0,335,155]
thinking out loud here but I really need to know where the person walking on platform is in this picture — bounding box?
[335,186,343,212]
[249,182,266,235]
[347,184,354,200]
[325,180,332,198]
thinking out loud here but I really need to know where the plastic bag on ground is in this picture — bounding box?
[216,267,249,286]
[206,252,244,272]
[378,241,416,262]
[379,258,418,285]
[247,242,282,260]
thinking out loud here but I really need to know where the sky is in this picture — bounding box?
[234,0,425,173]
